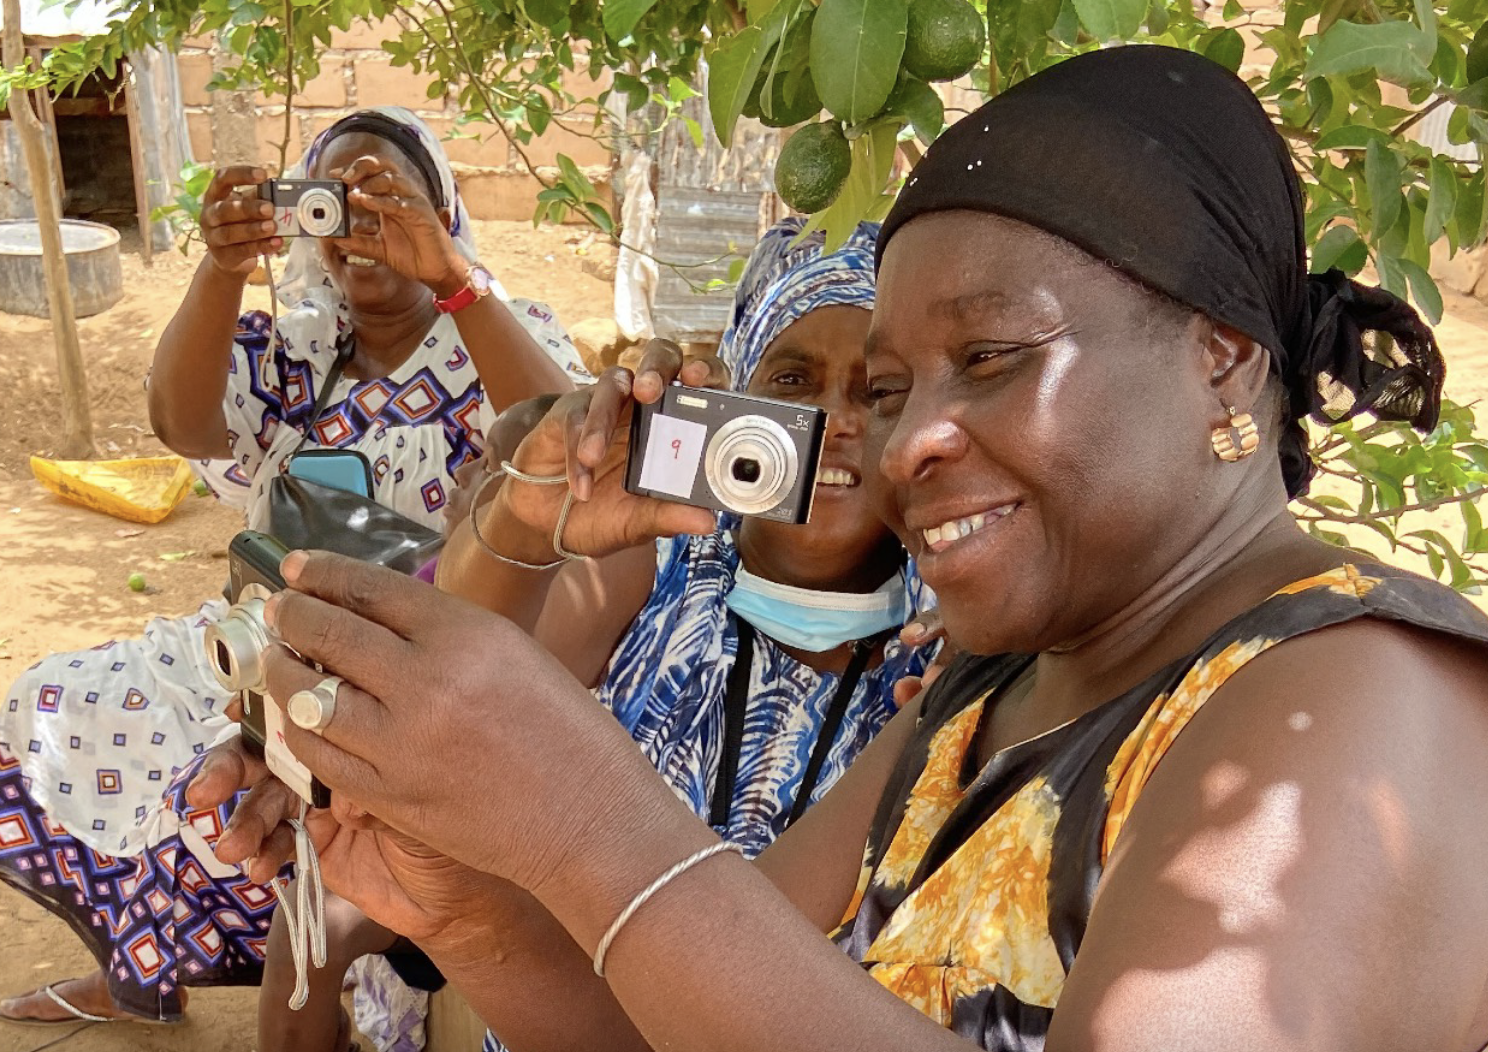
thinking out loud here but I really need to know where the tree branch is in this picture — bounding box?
[1391,94,1448,140]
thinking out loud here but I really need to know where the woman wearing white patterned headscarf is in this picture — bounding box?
[0,107,584,1029]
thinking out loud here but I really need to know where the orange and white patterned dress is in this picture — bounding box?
[834,564,1488,1049]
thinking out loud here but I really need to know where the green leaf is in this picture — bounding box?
[526,0,569,24]
[1365,137,1404,238]
[1072,0,1147,41]
[1222,0,1244,17]
[1457,77,1488,113]
[1462,498,1484,554]
[556,154,596,197]
[1455,169,1486,249]
[1311,224,1364,271]
[1413,0,1437,61]
[1424,156,1457,244]
[1304,19,1433,87]
[583,200,615,232]
[1312,124,1390,151]
[1317,0,1360,34]
[1468,21,1488,84]
[887,76,943,145]
[707,26,770,147]
[1376,251,1408,297]
[1204,27,1244,72]
[809,0,907,124]
[1398,257,1444,323]
[602,0,658,39]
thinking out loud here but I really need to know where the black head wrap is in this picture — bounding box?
[877,45,1445,498]
[316,111,448,210]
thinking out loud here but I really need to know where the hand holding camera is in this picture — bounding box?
[327,155,470,298]
[476,341,726,565]
[201,166,284,276]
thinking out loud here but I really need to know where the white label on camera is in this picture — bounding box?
[262,694,317,805]
[639,413,707,499]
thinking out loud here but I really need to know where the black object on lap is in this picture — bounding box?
[265,337,444,576]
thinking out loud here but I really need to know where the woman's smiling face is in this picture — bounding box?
[865,211,1226,655]
[310,131,441,312]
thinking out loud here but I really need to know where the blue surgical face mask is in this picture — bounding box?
[724,565,910,652]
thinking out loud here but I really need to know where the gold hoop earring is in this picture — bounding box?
[1211,405,1259,462]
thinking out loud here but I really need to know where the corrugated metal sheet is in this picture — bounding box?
[1414,101,1482,165]
[651,186,763,344]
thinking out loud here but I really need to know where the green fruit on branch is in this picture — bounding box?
[903,0,986,83]
[775,121,852,214]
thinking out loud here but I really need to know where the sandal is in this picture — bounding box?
[0,981,176,1027]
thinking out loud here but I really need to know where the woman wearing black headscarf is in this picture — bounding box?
[185,46,1488,1051]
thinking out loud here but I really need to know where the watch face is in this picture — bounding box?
[469,266,493,294]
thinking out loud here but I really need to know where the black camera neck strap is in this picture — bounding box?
[287,335,356,462]
[709,619,892,831]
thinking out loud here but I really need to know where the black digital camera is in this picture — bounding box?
[203,530,331,808]
[624,384,826,524]
[257,178,349,239]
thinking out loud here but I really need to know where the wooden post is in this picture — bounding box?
[26,44,63,201]
[122,58,153,264]
[3,0,93,458]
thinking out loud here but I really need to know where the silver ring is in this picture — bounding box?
[286,675,343,735]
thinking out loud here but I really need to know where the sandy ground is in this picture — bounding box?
[0,217,1486,1052]
[0,220,613,1052]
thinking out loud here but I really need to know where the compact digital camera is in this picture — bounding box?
[624,384,827,524]
[203,530,331,808]
[257,178,349,239]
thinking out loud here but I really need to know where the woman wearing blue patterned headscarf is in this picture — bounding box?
[451,219,931,860]
[588,225,932,858]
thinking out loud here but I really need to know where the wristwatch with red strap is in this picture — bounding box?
[433,263,495,314]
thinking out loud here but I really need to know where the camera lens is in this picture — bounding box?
[704,415,798,516]
[296,187,344,238]
[202,597,274,693]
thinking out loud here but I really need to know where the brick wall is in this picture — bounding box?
[177,21,615,221]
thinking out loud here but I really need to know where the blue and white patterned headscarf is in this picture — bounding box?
[718,219,881,390]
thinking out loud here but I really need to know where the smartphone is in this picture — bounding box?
[287,449,374,499]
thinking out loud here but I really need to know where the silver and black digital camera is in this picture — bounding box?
[624,384,827,524]
[203,530,331,808]
[257,178,349,239]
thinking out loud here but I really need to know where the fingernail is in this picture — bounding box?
[902,620,925,642]
[575,473,593,503]
[253,168,266,180]
[281,549,308,582]
[263,592,281,629]
[328,167,343,178]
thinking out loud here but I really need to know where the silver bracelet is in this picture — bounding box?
[497,459,589,563]
[467,467,566,571]
[592,841,744,977]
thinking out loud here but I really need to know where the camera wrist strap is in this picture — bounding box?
[268,799,328,1011]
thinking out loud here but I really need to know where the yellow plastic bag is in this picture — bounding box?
[30,455,196,525]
